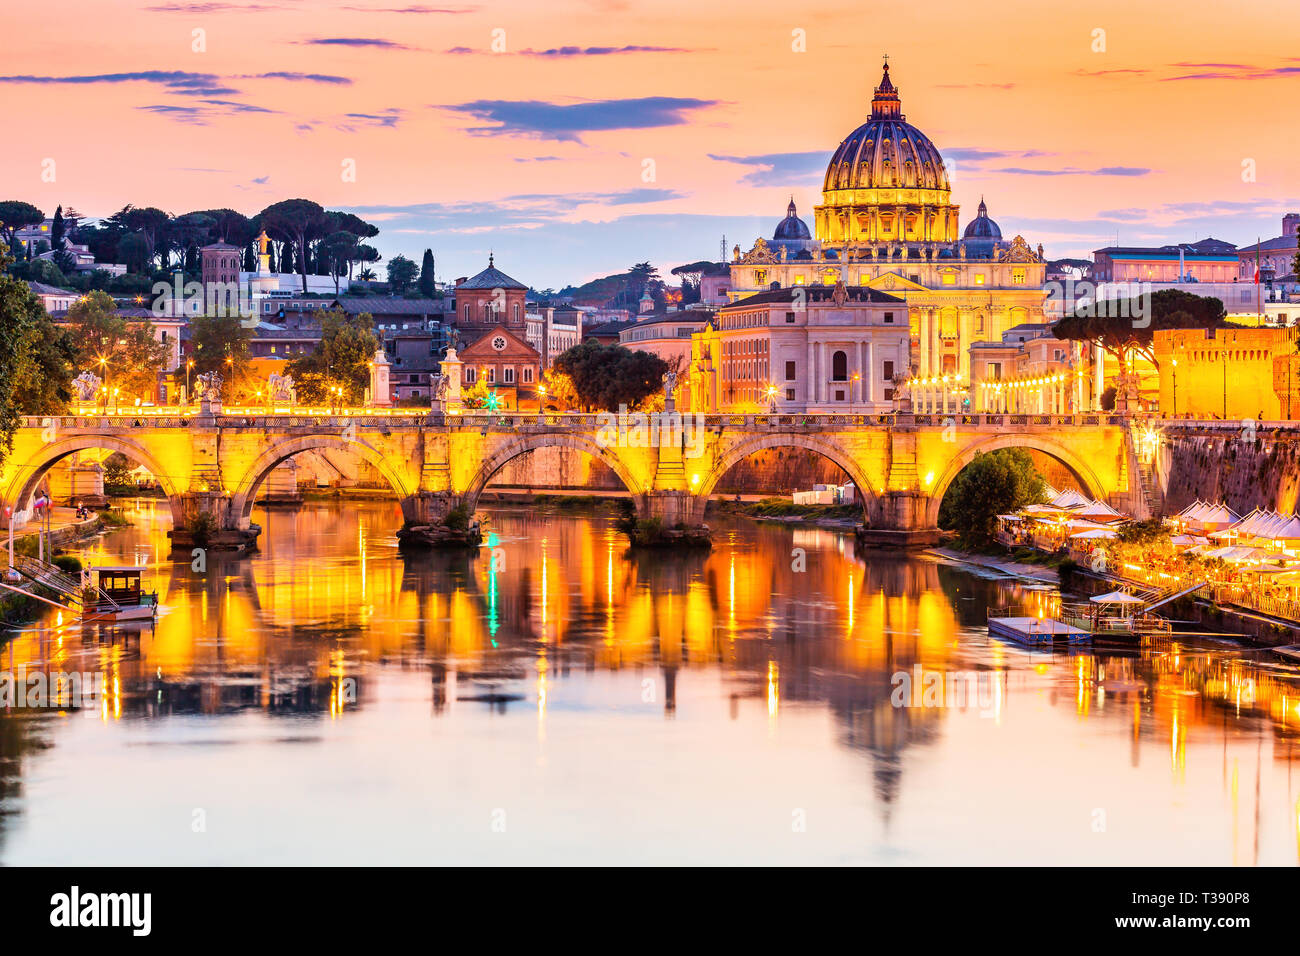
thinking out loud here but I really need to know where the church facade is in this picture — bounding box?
[720,62,1055,394]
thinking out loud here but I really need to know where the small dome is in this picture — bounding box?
[774,198,811,241]
[963,198,1002,240]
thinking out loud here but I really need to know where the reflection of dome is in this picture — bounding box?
[774,198,811,240]
[963,198,1002,240]
[815,62,959,250]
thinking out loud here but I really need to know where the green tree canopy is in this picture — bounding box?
[1052,288,1228,367]
[937,448,1047,549]
[386,254,418,294]
[62,290,166,403]
[285,307,379,404]
[260,199,328,292]
[0,201,45,253]
[186,315,254,401]
[550,339,669,411]
[419,248,436,297]
[0,257,47,467]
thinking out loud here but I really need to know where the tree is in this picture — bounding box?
[386,254,418,294]
[0,257,46,467]
[321,231,359,294]
[419,248,436,297]
[1052,288,1228,369]
[0,201,44,256]
[186,315,254,401]
[260,199,328,292]
[11,304,74,414]
[106,205,171,270]
[62,291,166,404]
[550,339,669,411]
[51,205,65,250]
[285,307,378,404]
[937,448,1047,549]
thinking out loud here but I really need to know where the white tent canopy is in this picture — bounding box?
[1090,590,1145,605]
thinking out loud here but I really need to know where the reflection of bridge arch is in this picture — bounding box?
[230,435,416,525]
[925,434,1107,528]
[3,434,185,524]
[690,433,877,524]
[463,432,647,514]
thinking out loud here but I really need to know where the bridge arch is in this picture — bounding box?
[926,434,1109,528]
[462,432,648,514]
[229,435,416,526]
[2,433,185,525]
[689,432,877,525]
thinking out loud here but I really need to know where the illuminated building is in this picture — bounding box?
[725,61,1051,386]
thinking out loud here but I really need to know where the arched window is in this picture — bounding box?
[832,350,848,381]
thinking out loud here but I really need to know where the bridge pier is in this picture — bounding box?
[859,491,941,549]
[168,492,261,553]
[396,492,482,549]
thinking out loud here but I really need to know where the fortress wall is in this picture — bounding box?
[1159,432,1300,516]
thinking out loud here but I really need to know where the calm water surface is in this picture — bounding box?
[2,499,1298,865]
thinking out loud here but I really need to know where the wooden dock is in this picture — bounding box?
[988,616,1091,647]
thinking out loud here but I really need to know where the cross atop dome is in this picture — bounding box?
[871,58,901,119]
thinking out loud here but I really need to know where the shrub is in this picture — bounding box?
[53,555,82,574]
[442,505,470,531]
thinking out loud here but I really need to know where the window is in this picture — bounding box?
[785,311,796,323]
[941,274,956,285]
[486,367,495,384]
[785,388,796,401]
[883,311,894,324]
[522,366,533,383]
[883,360,895,382]
[463,304,470,321]
[785,360,796,380]
[513,304,520,322]
[988,362,1001,380]
[1012,268,1026,285]
[503,366,515,383]
[835,389,845,401]
[465,367,476,383]
[832,350,848,381]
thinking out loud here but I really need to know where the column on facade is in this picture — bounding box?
[958,309,972,381]
[1093,343,1105,411]
[917,308,929,377]
[864,342,875,405]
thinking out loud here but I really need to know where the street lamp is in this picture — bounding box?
[537,384,547,420]
[851,371,861,414]
[186,359,194,405]
[1171,358,1178,418]
[766,383,777,413]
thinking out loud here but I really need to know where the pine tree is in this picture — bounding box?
[419,248,436,297]
[51,205,65,250]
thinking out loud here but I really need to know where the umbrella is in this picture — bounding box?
[1071,528,1118,540]
[1090,590,1145,605]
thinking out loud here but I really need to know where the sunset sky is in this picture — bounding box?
[3,0,1298,288]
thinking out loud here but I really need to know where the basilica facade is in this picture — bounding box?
[722,62,1053,390]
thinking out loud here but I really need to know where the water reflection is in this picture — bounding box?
[0,499,1298,864]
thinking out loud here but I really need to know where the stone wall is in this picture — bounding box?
[1158,431,1300,516]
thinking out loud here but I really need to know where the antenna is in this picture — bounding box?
[720,234,727,263]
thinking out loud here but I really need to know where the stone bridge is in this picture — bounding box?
[1,406,1147,550]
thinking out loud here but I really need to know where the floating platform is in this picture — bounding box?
[989,616,1091,646]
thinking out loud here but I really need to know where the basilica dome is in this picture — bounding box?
[963,198,1001,240]
[774,198,811,240]
[822,65,950,194]
[814,62,960,251]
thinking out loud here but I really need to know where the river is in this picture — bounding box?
[1,499,1297,865]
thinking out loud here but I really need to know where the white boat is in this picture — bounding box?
[82,566,158,623]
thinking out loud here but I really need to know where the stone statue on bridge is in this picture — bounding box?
[72,371,101,402]
[196,371,224,401]
[267,372,295,404]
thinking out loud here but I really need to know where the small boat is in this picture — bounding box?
[987,607,1091,646]
[83,566,159,623]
